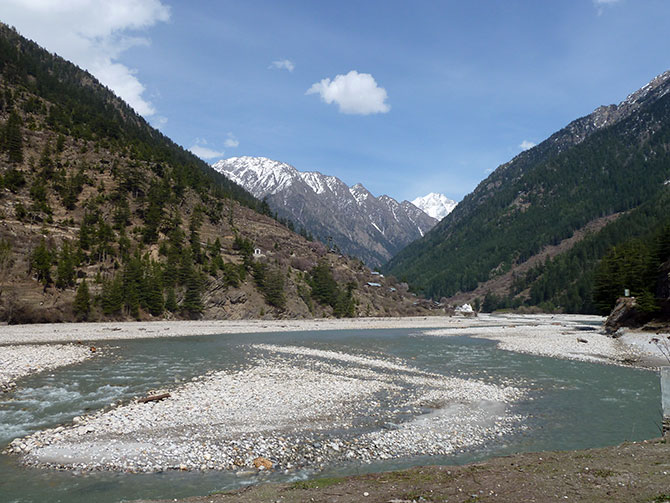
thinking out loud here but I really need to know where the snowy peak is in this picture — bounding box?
[212,156,439,266]
[212,156,299,199]
[349,183,373,205]
[300,171,328,194]
[411,192,458,220]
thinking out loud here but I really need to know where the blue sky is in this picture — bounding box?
[3,0,670,202]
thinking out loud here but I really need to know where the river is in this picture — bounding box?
[0,328,660,502]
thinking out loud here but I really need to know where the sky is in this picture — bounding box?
[2,0,670,203]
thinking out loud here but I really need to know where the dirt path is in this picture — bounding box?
[139,438,670,503]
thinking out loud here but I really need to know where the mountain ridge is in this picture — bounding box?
[213,156,438,266]
[386,69,670,312]
[0,23,433,322]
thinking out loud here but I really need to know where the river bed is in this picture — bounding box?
[0,327,661,503]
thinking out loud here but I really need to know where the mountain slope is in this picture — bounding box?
[213,157,437,267]
[0,24,431,322]
[386,70,670,311]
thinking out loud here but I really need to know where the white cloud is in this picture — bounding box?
[190,145,225,160]
[269,59,295,72]
[150,115,168,129]
[306,70,390,115]
[519,140,536,151]
[224,133,239,148]
[2,0,170,117]
[593,0,622,14]
[190,138,224,160]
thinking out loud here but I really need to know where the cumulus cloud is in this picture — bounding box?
[520,140,536,151]
[2,0,170,117]
[224,133,239,148]
[189,138,224,160]
[306,70,390,115]
[269,59,295,72]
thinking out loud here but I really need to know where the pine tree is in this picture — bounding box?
[222,262,240,287]
[101,274,124,315]
[165,286,178,312]
[309,261,339,306]
[30,239,53,286]
[55,241,76,289]
[73,279,90,320]
[122,255,143,318]
[181,268,203,318]
[141,261,164,316]
[189,208,203,264]
[262,268,286,309]
[79,212,94,251]
[0,238,14,300]
[5,110,23,164]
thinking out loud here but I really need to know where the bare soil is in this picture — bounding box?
[139,438,670,503]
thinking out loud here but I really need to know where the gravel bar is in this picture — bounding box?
[422,317,645,366]
[6,345,524,473]
[0,344,95,392]
[0,314,605,345]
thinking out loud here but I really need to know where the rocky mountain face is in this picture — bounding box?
[0,23,434,323]
[212,157,437,267]
[387,70,670,313]
[411,192,457,220]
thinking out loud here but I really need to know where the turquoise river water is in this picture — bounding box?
[0,328,661,503]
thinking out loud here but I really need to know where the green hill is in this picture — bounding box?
[386,71,670,313]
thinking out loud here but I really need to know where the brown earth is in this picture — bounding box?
[139,438,670,503]
[0,57,436,323]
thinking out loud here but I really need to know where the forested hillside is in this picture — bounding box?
[386,71,670,313]
[0,24,429,322]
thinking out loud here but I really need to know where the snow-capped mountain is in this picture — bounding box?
[411,192,457,221]
[212,157,438,266]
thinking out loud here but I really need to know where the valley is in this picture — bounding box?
[2,5,670,503]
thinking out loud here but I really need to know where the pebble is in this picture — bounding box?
[0,344,94,391]
[423,314,643,366]
[7,345,525,474]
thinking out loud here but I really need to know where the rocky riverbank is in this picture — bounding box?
[0,314,610,345]
[0,343,95,392]
[137,437,670,503]
[423,320,646,366]
[6,344,524,473]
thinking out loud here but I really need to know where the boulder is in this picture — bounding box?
[604,297,638,335]
[455,303,476,317]
[252,456,272,470]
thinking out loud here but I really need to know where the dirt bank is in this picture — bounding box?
[138,437,670,503]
